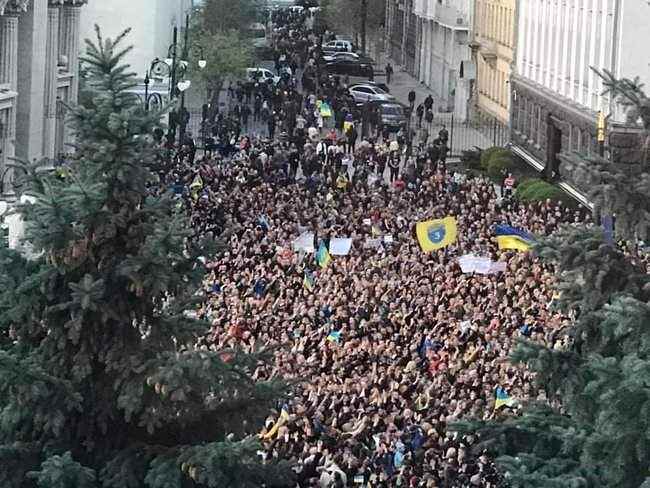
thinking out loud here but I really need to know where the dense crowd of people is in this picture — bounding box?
[161,7,595,488]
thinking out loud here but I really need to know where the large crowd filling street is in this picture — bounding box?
[161,8,595,488]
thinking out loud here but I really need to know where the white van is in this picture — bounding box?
[245,68,280,85]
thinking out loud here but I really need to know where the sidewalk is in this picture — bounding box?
[373,59,492,156]
[374,62,436,112]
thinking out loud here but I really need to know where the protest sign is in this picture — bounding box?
[329,237,353,256]
[293,232,315,253]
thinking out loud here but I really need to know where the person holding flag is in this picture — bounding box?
[494,386,516,410]
[303,269,315,292]
[415,216,458,252]
[315,241,332,269]
[495,224,535,251]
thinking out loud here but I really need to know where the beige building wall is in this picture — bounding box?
[472,0,515,123]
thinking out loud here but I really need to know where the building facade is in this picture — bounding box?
[1,0,87,197]
[387,0,473,118]
[510,0,650,181]
[471,0,516,123]
[80,0,193,80]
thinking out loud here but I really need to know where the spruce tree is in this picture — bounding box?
[0,28,292,488]
[455,74,650,487]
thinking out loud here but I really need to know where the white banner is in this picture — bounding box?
[458,254,507,275]
[293,232,315,253]
[329,237,353,256]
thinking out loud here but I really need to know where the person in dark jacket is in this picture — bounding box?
[385,63,394,85]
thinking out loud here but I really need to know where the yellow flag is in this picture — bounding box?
[416,217,458,252]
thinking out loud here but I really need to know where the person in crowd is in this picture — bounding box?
[385,62,394,85]
[158,9,593,487]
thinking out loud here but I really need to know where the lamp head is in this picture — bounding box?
[164,57,173,67]
[198,59,207,69]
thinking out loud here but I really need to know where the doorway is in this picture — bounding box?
[546,117,562,181]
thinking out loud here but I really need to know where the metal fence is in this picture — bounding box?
[186,109,210,148]
[410,110,510,157]
[183,102,511,157]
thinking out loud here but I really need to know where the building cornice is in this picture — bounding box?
[0,0,31,16]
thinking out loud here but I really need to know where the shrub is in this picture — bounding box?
[515,178,577,207]
[460,147,482,170]
[480,147,511,170]
[487,156,514,181]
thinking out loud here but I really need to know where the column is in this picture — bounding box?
[42,5,60,160]
[531,0,540,81]
[560,0,571,97]
[539,0,548,86]
[578,0,589,105]
[517,0,527,75]
[570,0,580,101]
[59,6,81,104]
[0,15,18,90]
[596,0,608,111]
[0,14,19,188]
[587,0,598,109]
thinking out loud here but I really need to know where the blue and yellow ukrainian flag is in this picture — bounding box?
[316,241,332,268]
[494,386,515,410]
[303,270,315,291]
[326,330,341,343]
[320,102,332,118]
[343,113,354,133]
[415,217,458,252]
[495,224,535,251]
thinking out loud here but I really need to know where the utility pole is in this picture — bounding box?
[167,26,178,152]
[360,0,367,54]
[178,13,190,146]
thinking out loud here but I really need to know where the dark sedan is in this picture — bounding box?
[323,57,374,78]
[365,100,408,132]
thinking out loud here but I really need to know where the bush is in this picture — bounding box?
[480,147,512,170]
[514,178,576,207]
[487,156,514,181]
[460,147,482,170]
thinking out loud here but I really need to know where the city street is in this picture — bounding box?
[0,1,649,488]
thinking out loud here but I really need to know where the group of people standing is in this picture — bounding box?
[157,6,596,488]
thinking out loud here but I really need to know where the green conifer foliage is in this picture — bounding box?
[0,28,292,488]
[454,72,650,487]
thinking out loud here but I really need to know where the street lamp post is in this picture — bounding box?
[143,15,206,162]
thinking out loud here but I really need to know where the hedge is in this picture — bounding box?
[487,156,514,180]
[514,178,576,207]
[480,147,512,171]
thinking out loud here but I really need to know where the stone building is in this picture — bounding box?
[387,0,473,118]
[510,0,650,182]
[471,0,516,124]
[80,0,193,79]
[0,0,87,197]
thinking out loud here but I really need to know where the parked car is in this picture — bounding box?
[321,51,360,63]
[348,84,395,103]
[324,58,373,78]
[349,80,390,93]
[245,67,280,85]
[321,39,354,52]
[367,100,408,132]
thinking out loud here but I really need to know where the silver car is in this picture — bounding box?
[348,84,396,103]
